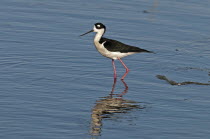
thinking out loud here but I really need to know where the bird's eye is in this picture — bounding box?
[97,25,101,28]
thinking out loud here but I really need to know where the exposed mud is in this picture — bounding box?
[156,75,210,86]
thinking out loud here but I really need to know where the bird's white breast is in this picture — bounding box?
[93,31,136,60]
[93,40,135,60]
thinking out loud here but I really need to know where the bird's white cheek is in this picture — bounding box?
[93,26,97,32]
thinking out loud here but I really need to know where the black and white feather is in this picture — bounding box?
[81,23,152,60]
[100,37,152,53]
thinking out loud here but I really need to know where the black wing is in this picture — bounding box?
[100,37,152,53]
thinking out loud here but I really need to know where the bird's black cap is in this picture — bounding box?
[94,23,106,30]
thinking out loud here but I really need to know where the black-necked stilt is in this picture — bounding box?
[80,23,152,80]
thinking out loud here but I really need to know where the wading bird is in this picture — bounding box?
[80,23,152,80]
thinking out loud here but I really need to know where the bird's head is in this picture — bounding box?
[80,23,106,36]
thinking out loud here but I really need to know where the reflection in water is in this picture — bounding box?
[90,79,145,137]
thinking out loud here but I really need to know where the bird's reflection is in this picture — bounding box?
[90,79,145,137]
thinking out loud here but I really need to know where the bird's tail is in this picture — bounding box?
[139,48,154,53]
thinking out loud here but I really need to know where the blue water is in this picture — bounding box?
[0,0,210,138]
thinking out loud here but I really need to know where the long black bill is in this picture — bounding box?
[80,30,93,36]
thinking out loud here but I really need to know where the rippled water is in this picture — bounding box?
[0,0,210,139]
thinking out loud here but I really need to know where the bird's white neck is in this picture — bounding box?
[94,29,105,42]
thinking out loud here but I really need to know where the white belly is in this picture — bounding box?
[94,41,136,60]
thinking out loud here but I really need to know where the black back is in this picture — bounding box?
[99,37,152,53]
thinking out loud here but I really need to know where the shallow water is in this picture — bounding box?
[0,0,210,139]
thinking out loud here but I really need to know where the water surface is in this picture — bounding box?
[0,0,210,139]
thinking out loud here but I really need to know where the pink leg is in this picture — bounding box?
[112,59,117,79]
[118,58,130,80]
[117,79,128,97]
[110,77,117,96]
